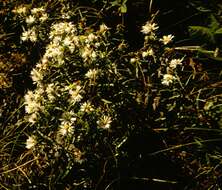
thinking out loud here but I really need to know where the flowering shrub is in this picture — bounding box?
[1,1,222,189]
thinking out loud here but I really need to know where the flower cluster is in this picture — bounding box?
[14,6,48,42]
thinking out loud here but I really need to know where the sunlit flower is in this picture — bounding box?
[85,68,99,80]
[160,34,174,45]
[31,7,45,15]
[24,89,44,120]
[69,85,83,103]
[169,58,183,69]
[97,115,112,129]
[26,136,37,149]
[13,6,27,15]
[46,83,59,101]
[142,49,154,58]
[58,121,74,136]
[130,58,137,63]
[87,33,97,42]
[99,24,109,34]
[141,22,158,34]
[39,13,48,22]
[21,28,37,42]
[80,101,94,113]
[31,68,43,84]
[161,74,175,86]
[26,15,35,24]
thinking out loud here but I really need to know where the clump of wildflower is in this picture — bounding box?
[26,136,37,149]
[80,101,94,113]
[58,121,74,136]
[97,115,112,129]
[160,34,174,45]
[161,74,176,86]
[50,22,76,38]
[169,58,183,69]
[81,46,97,62]
[24,89,44,123]
[141,21,158,34]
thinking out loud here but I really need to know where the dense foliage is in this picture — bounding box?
[1,0,222,189]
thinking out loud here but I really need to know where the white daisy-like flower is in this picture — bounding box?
[39,13,48,22]
[31,7,45,15]
[80,102,94,113]
[97,115,112,129]
[87,33,97,42]
[21,28,37,42]
[169,58,183,69]
[160,34,174,45]
[85,68,99,80]
[26,136,37,149]
[142,49,154,58]
[141,22,158,34]
[28,113,38,124]
[26,15,35,25]
[13,6,27,15]
[46,83,58,101]
[69,85,83,103]
[58,121,74,136]
[161,74,175,86]
[31,68,43,84]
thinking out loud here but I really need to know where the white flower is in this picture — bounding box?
[26,15,35,24]
[21,28,37,42]
[130,58,137,63]
[85,68,99,80]
[13,6,27,14]
[31,68,43,84]
[26,136,37,149]
[142,49,154,58]
[39,13,48,22]
[69,85,83,103]
[21,31,29,41]
[80,102,94,113]
[81,47,94,61]
[31,7,45,15]
[141,22,158,34]
[58,121,74,136]
[97,115,112,129]
[24,89,44,115]
[99,24,109,34]
[87,33,97,42]
[160,34,174,45]
[28,113,38,124]
[169,59,183,69]
[161,74,175,86]
[46,83,59,101]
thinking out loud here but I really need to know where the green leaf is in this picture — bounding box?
[120,4,127,13]
[189,25,215,44]
[215,28,222,35]
[208,14,220,32]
